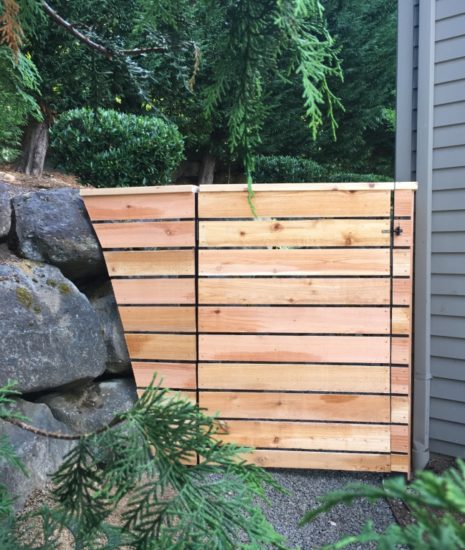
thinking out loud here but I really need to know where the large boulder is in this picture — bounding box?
[0,251,106,393]
[0,398,74,511]
[85,281,131,374]
[8,188,105,281]
[38,379,137,433]
[0,181,29,241]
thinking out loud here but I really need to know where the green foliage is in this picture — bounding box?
[50,108,184,187]
[0,380,289,549]
[254,155,389,183]
[301,461,465,549]
[0,46,41,161]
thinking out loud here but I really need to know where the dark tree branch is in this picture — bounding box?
[3,414,124,440]
[42,1,167,59]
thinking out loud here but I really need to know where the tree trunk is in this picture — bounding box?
[198,153,216,184]
[16,121,49,176]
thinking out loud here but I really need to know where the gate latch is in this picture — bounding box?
[382,225,403,237]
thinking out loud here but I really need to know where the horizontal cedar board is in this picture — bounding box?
[199,335,390,363]
[199,190,391,218]
[104,250,195,276]
[218,421,390,452]
[199,249,390,276]
[93,221,195,248]
[247,450,391,472]
[132,362,196,389]
[199,278,393,305]
[137,389,196,403]
[391,425,409,453]
[199,306,390,334]
[200,392,390,422]
[394,190,414,218]
[199,364,390,393]
[391,396,409,424]
[393,249,410,277]
[126,333,196,361]
[393,278,412,306]
[392,337,411,365]
[391,367,410,394]
[392,308,410,334]
[199,219,391,247]
[82,192,195,221]
[119,306,196,332]
[111,279,195,304]
[391,453,410,473]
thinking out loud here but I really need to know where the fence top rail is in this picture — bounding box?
[80,185,198,197]
[79,182,418,197]
[199,182,418,192]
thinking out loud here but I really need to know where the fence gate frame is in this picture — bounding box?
[81,182,416,477]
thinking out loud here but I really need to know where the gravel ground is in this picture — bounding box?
[262,469,396,549]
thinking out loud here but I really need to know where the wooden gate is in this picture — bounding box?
[81,182,416,476]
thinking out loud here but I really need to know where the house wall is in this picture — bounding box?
[397,0,465,462]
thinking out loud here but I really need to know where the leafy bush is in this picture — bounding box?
[0,380,289,549]
[253,155,390,184]
[254,155,326,183]
[50,109,184,187]
[301,461,465,549]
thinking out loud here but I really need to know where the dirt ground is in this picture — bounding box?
[0,164,88,190]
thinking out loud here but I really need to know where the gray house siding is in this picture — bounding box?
[430,0,465,458]
[397,0,465,463]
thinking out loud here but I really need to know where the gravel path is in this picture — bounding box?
[263,469,396,549]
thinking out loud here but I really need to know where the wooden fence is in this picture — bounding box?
[81,182,416,476]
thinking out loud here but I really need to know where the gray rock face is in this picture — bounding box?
[0,398,74,511]
[8,188,105,281]
[0,181,29,241]
[0,254,106,393]
[86,281,131,374]
[38,379,137,433]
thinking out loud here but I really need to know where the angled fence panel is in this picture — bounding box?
[82,182,416,476]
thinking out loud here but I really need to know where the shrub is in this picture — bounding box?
[254,155,325,183]
[253,155,391,184]
[301,460,465,549]
[50,109,184,187]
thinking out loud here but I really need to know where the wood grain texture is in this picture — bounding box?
[393,219,414,247]
[391,396,409,424]
[199,278,392,305]
[391,453,410,473]
[391,367,410,394]
[393,249,411,277]
[394,189,415,218]
[198,364,390,393]
[199,219,391,247]
[199,190,391,218]
[81,185,196,196]
[93,221,195,248]
[198,306,390,334]
[199,183,416,192]
[199,249,390,276]
[392,308,410,334]
[119,306,196,332]
[136,389,196,403]
[391,425,409,453]
[132,362,196,389]
[112,279,195,304]
[126,333,196,361]
[247,450,391,472]
[199,335,390,363]
[82,192,195,220]
[391,337,411,365]
[199,392,391,422]
[393,279,412,306]
[218,421,390,452]
[104,250,195,276]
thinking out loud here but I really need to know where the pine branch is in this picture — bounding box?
[42,1,166,59]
